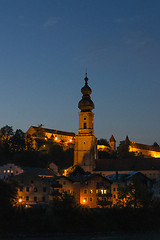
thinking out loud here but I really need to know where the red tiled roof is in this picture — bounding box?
[31,126,75,137]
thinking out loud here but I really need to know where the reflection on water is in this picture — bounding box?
[4,232,160,240]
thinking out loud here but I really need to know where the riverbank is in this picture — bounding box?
[1,232,160,240]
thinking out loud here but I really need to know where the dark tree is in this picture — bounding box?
[97,138,109,146]
[153,142,159,147]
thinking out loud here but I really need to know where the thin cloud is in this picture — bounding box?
[114,18,125,23]
[43,17,60,27]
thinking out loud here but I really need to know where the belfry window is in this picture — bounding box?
[84,122,87,129]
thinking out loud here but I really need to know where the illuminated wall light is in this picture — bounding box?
[82,199,86,203]
[55,137,58,141]
[18,198,22,203]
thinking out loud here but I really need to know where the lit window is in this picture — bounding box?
[101,190,104,194]
[104,190,107,194]
[11,170,13,173]
[4,170,6,173]
[90,189,93,194]
[7,170,10,173]
[55,137,58,141]
[96,189,99,194]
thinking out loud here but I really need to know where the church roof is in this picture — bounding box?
[109,135,116,142]
[29,126,75,137]
[95,158,160,171]
[78,73,94,112]
[129,141,160,152]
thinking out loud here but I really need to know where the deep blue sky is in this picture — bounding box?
[0,0,160,145]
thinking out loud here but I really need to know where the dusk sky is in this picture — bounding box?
[0,0,160,145]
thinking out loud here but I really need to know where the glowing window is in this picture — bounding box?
[90,189,93,194]
[4,170,6,173]
[7,170,10,173]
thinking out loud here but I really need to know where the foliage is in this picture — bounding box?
[51,192,77,214]
[65,165,86,177]
[116,177,152,208]
[97,138,109,146]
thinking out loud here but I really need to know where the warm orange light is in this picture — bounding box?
[18,198,22,203]
[82,199,86,203]
[55,137,58,141]
[70,139,72,142]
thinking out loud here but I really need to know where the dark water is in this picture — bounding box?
[4,232,160,240]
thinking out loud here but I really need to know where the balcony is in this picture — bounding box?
[97,199,112,207]
[96,192,112,197]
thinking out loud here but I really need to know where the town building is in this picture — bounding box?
[0,163,23,180]
[10,172,51,207]
[106,172,152,207]
[52,173,112,208]
[26,125,75,150]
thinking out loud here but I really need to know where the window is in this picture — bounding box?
[96,189,99,194]
[114,195,116,198]
[26,196,29,201]
[104,190,107,194]
[26,187,29,192]
[43,187,46,192]
[63,181,66,185]
[84,118,86,120]
[90,189,93,194]
[34,196,37,202]
[90,198,92,201]
[84,123,87,129]
[7,170,10,173]
[34,187,38,192]
[11,170,13,173]
[42,196,45,202]
[20,187,23,192]
[113,187,116,191]
[4,170,6,173]
[31,180,34,184]
[84,189,87,194]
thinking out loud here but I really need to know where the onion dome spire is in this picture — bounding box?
[78,73,94,112]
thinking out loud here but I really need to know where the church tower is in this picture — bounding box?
[74,74,97,172]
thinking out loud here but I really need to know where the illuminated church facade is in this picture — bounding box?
[74,74,97,172]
